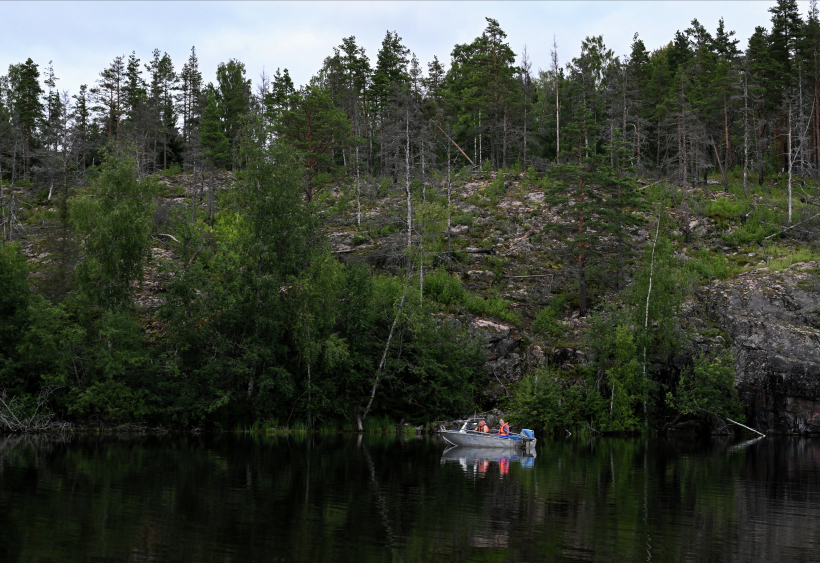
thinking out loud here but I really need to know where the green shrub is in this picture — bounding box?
[722,205,780,246]
[423,268,466,305]
[452,213,474,227]
[533,296,567,338]
[704,197,750,230]
[688,249,737,281]
[465,291,519,324]
[767,246,820,271]
[374,223,397,237]
[484,175,507,201]
[423,268,518,322]
[160,163,183,177]
[351,231,370,246]
[508,368,604,433]
[666,351,742,421]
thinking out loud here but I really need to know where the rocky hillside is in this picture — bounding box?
[9,168,820,433]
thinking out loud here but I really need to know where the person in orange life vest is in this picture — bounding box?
[478,420,489,433]
[497,419,510,436]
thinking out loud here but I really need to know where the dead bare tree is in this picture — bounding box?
[0,387,70,433]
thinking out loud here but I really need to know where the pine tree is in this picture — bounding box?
[146,50,178,170]
[546,84,643,314]
[179,47,203,149]
[8,58,44,178]
[124,52,146,121]
[275,85,351,202]
[200,88,229,169]
[446,18,518,169]
[215,59,251,164]
[92,55,125,141]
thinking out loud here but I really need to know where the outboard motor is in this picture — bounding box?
[520,429,536,455]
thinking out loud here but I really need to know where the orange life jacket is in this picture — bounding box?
[498,422,509,436]
[479,420,489,433]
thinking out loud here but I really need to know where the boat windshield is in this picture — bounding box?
[460,420,482,432]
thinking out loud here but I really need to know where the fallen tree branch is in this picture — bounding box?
[155,233,181,243]
[431,122,475,167]
[723,415,765,437]
[0,387,68,433]
[763,210,820,239]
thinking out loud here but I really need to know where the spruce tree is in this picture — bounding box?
[215,59,251,163]
[8,58,44,178]
[200,88,229,168]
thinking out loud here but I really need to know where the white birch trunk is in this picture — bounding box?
[356,145,361,227]
[788,101,793,224]
[743,73,749,198]
[406,107,412,249]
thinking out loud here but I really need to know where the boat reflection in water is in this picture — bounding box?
[441,445,535,478]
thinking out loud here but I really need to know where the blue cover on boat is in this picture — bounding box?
[520,429,535,439]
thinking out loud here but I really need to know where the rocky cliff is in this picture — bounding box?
[696,262,820,434]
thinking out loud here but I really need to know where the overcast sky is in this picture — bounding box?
[1,1,806,98]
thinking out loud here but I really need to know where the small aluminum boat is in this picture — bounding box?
[441,419,536,454]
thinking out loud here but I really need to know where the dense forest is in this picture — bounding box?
[1,0,819,433]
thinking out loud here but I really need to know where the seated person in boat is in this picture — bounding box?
[477,420,489,433]
[497,419,510,436]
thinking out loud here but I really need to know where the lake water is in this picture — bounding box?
[1,433,819,562]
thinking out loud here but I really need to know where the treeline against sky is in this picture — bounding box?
[5,1,820,190]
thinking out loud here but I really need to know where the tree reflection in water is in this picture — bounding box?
[0,434,819,562]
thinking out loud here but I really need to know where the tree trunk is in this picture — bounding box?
[355,144,361,227]
[723,94,730,188]
[405,107,411,250]
[743,74,749,198]
[446,143,452,268]
[788,101,793,224]
[578,254,587,316]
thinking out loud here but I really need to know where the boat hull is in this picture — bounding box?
[441,431,526,449]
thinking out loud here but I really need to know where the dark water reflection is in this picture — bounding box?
[1,433,819,562]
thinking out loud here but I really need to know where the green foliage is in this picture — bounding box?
[422,268,517,323]
[160,163,182,176]
[423,268,466,305]
[200,89,230,168]
[722,205,781,246]
[533,296,567,338]
[601,325,643,431]
[69,146,158,307]
[484,175,507,201]
[704,197,750,230]
[274,85,352,202]
[667,352,742,420]
[464,291,519,324]
[215,58,251,154]
[766,245,820,270]
[452,213,474,227]
[0,244,33,393]
[508,367,604,433]
[688,248,737,281]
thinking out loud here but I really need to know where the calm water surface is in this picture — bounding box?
[1,433,819,562]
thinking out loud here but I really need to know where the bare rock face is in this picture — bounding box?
[469,318,524,399]
[698,263,820,434]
